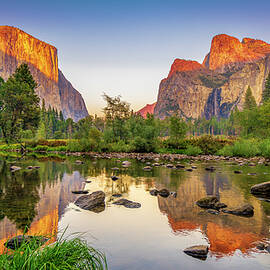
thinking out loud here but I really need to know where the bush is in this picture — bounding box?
[131,136,157,153]
[34,145,48,152]
[109,141,134,152]
[258,139,270,158]
[189,135,229,155]
[184,145,202,156]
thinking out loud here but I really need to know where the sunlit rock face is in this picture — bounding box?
[137,102,156,118]
[0,26,88,121]
[154,34,270,119]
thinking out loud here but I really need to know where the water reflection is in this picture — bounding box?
[0,156,269,268]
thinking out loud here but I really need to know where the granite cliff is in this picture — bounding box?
[0,26,88,121]
[137,102,156,118]
[154,34,270,119]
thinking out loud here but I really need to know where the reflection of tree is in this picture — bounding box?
[0,161,41,231]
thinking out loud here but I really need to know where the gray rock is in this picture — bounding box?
[112,167,119,171]
[158,189,170,198]
[10,166,21,172]
[166,164,174,168]
[207,209,219,215]
[251,181,270,196]
[176,164,185,169]
[205,167,215,172]
[150,189,159,196]
[112,194,122,198]
[256,243,266,250]
[183,245,209,260]
[222,204,254,217]
[234,170,242,174]
[113,199,141,208]
[72,190,89,194]
[75,191,105,211]
[143,166,152,171]
[111,176,119,181]
[196,196,219,209]
[75,160,84,164]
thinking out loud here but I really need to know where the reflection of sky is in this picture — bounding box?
[1,0,270,114]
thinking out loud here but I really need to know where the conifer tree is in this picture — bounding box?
[262,72,270,103]
[244,86,257,110]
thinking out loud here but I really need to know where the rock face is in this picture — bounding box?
[0,26,88,121]
[137,102,156,118]
[154,34,270,119]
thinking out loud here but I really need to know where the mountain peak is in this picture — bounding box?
[168,59,203,78]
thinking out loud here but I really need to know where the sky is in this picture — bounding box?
[1,0,270,115]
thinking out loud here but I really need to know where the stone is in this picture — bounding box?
[186,168,193,172]
[113,199,141,208]
[0,26,88,121]
[111,176,119,181]
[143,166,152,171]
[10,166,21,172]
[5,235,48,250]
[266,245,270,253]
[183,245,209,260]
[27,166,33,170]
[72,190,89,194]
[234,170,242,174]
[222,204,254,217]
[205,167,215,172]
[122,161,131,167]
[207,209,219,215]
[112,167,119,171]
[112,194,122,198]
[251,181,270,196]
[150,189,159,196]
[75,160,84,164]
[33,166,40,169]
[85,180,92,183]
[170,191,177,198]
[196,196,219,209]
[166,164,174,168]
[74,191,105,211]
[152,163,160,167]
[175,164,185,169]
[158,189,170,198]
[256,243,266,250]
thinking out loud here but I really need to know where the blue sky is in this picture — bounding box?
[1,0,270,114]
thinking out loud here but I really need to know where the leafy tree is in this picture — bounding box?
[0,64,40,148]
[169,115,188,140]
[244,86,257,110]
[262,72,270,104]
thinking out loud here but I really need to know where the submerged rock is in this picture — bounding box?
[186,168,193,172]
[176,164,185,169]
[113,199,141,208]
[234,170,242,174]
[205,167,215,172]
[251,181,270,197]
[5,235,48,250]
[112,194,122,198]
[75,191,105,211]
[183,245,209,260]
[207,209,219,215]
[196,196,218,209]
[222,204,254,217]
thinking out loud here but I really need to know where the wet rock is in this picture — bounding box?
[186,168,193,172]
[249,163,256,166]
[122,161,131,167]
[191,166,197,169]
[85,180,92,183]
[207,209,219,215]
[176,164,185,169]
[248,173,257,176]
[112,167,119,171]
[214,202,227,209]
[75,160,84,164]
[112,194,122,198]
[27,166,33,170]
[74,191,105,211]
[72,190,89,194]
[33,166,40,169]
[166,164,174,168]
[5,235,48,250]
[158,189,170,198]
[205,167,215,172]
[256,243,266,250]
[113,199,141,208]
[143,166,152,171]
[10,166,21,172]
[150,189,159,196]
[183,245,209,260]
[146,162,151,165]
[234,170,242,174]
[251,181,270,197]
[111,176,119,181]
[170,191,177,198]
[196,196,219,209]
[152,163,160,167]
[266,245,270,253]
[222,204,254,217]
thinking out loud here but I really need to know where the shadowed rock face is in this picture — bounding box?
[154,34,270,119]
[0,26,88,121]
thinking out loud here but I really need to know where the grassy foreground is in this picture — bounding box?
[0,235,107,270]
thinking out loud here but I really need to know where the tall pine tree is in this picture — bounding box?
[262,72,270,104]
[244,86,257,110]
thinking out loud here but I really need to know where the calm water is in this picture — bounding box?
[0,154,270,269]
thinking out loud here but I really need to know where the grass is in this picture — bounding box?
[0,234,107,270]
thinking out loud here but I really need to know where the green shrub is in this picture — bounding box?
[184,145,202,156]
[109,141,134,152]
[258,139,270,158]
[131,136,157,153]
[217,145,234,156]
[0,235,107,269]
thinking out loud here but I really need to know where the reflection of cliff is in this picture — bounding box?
[0,167,85,252]
[158,173,268,256]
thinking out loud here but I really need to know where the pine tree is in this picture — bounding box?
[262,72,270,103]
[244,86,257,110]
